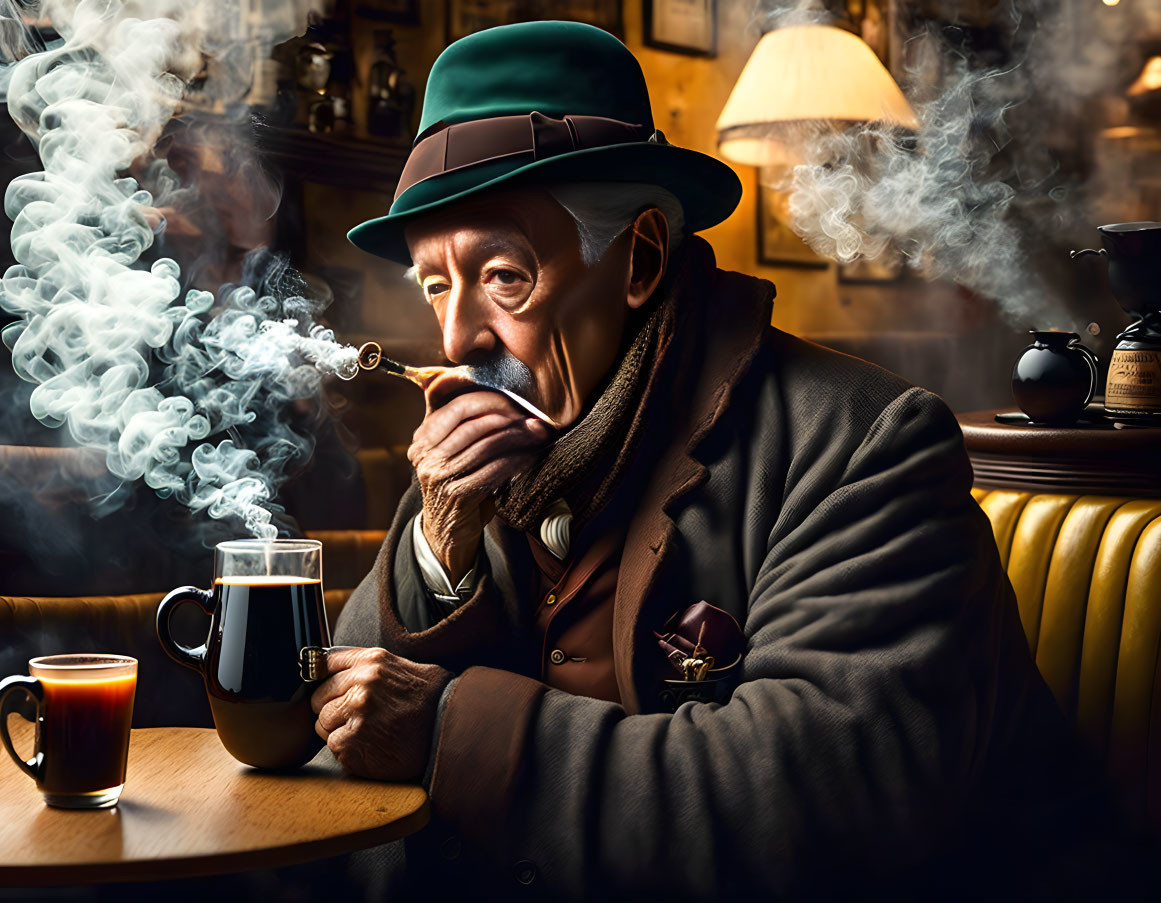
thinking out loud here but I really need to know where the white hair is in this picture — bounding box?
[548,182,685,268]
[401,182,685,274]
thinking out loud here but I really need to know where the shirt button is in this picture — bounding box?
[549,649,566,665]
[514,859,537,885]
[545,593,557,606]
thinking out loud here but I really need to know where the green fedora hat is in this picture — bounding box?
[347,20,742,264]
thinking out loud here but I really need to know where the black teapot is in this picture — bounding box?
[1011,330,1099,425]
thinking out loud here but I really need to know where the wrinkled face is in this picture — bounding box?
[404,187,634,428]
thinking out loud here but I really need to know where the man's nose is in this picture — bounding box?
[440,285,495,364]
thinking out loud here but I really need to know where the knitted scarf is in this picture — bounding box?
[495,291,676,534]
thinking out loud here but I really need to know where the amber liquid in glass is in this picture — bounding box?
[205,576,327,770]
[38,673,136,795]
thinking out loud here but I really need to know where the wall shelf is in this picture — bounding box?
[255,126,409,193]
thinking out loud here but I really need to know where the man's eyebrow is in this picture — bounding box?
[476,232,528,257]
[411,227,530,278]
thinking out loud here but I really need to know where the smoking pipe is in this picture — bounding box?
[353,342,558,427]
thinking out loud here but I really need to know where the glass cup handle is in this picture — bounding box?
[1073,342,1100,407]
[0,676,44,781]
[156,586,215,673]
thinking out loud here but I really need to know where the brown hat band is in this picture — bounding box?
[394,111,659,202]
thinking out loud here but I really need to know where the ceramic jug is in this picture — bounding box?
[1011,330,1099,425]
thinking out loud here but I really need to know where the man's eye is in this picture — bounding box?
[486,268,523,286]
[425,282,450,299]
[481,266,533,309]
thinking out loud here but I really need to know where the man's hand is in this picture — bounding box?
[311,646,452,782]
[408,384,552,583]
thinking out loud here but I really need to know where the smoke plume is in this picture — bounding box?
[761,0,1154,328]
[0,0,357,539]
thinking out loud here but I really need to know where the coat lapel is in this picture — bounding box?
[612,241,775,713]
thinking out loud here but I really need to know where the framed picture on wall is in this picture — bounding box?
[644,0,716,57]
[447,0,622,43]
[757,182,830,269]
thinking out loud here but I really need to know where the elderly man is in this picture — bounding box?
[312,20,1131,901]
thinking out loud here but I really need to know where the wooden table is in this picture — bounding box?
[0,726,429,886]
[957,406,1161,497]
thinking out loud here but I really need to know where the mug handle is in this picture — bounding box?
[1072,342,1100,407]
[156,586,215,673]
[0,675,44,781]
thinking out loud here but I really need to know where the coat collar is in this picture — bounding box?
[612,237,775,713]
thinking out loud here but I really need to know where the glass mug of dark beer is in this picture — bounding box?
[156,539,331,770]
[0,654,138,808]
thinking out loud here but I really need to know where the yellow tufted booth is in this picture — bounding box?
[972,488,1161,833]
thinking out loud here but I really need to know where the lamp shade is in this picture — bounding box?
[716,24,919,167]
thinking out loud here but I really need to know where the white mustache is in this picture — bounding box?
[463,353,537,400]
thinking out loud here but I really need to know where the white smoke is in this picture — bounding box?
[760,0,1154,327]
[0,0,357,539]
[785,65,1055,324]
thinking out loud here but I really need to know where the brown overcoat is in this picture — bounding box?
[335,237,1127,900]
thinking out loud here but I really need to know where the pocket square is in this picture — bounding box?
[654,600,745,679]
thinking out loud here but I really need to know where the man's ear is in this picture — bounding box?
[626,208,669,310]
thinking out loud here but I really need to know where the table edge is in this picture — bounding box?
[0,797,429,887]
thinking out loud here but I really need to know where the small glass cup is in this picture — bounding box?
[0,654,138,809]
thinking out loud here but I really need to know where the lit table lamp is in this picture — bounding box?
[716,24,919,167]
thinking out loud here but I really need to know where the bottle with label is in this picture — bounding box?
[1105,317,1161,421]
[1072,222,1161,423]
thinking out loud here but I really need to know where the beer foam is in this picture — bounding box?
[36,672,138,686]
[214,576,321,586]
[30,656,137,684]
